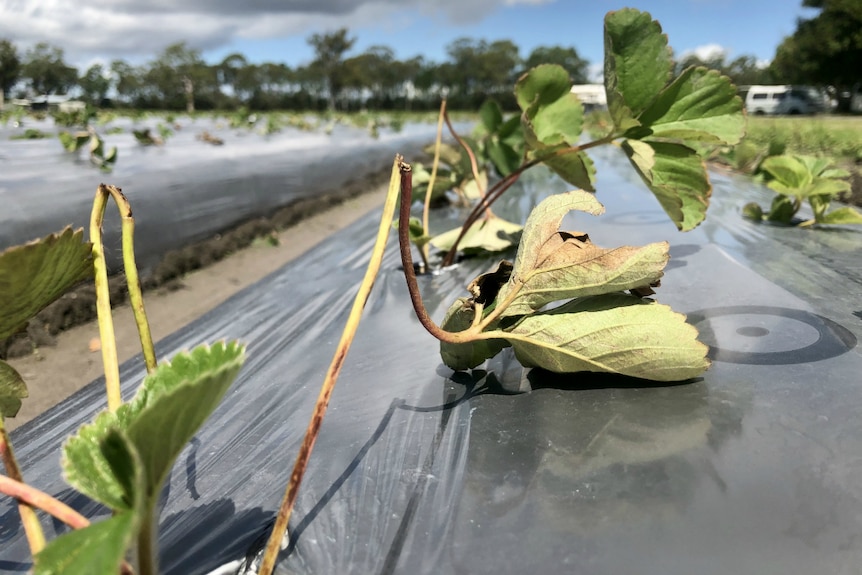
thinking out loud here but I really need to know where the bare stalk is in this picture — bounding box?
[258,156,406,575]
[0,417,46,553]
[420,100,447,269]
[0,472,89,530]
[90,184,157,412]
[398,163,473,344]
[443,107,486,199]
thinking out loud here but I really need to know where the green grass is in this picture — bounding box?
[745,116,862,162]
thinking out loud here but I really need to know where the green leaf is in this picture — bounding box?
[487,138,521,177]
[440,297,509,370]
[409,163,454,204]
[0,227,93,341]
[34,511,137,575]
[392,217,431,247]
[760,155,812,192]
[637,66,745,145]
[622,139,711,231]
[516,65,583,150]
[497,114,522,140]
[39,429,144,575]
[515,64,571,112]
[0,360,28,418]
[479,100,503,134]
[502,293,709,381]
[496,191,668,317]
[766,194,796,223]
[542,149,596,191]
[817,206,862,225]
[741,202,764,221]
[604,8,672,131]
[123,341,246,494]
[430,215,523,255]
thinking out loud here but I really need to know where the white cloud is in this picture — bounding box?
[0,0,543,69]
[680,43,727,62]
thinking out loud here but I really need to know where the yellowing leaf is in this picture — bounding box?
[502,293,709,381]
[0,360,28,418]
[430,214,523,255]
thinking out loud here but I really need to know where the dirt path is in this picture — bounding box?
[6,184,388,431]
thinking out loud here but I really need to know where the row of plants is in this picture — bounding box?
[13,7,850,574]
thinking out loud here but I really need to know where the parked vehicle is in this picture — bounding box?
[744,85,826,115]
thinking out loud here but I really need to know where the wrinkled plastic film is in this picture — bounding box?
[1,145,860,575]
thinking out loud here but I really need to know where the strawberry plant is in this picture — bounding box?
[742,154,862,225]
[1,8,746,574]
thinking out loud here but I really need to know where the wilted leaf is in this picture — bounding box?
[0,360,27,418]
[440,297,509,370]
[497,191,668,317]
[637,66,745,145]
[503,293,709,381]
[430,214,523,255]
[622,139,711,230]
[0,227,93,340]
[459,171,488,200]
[604,8,672,131]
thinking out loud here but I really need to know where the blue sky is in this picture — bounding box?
[0,1,814,77]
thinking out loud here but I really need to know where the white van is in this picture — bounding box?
[744,85,825,115]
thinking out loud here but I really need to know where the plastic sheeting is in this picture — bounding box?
[0,118,457,270]
[2,144,861,574]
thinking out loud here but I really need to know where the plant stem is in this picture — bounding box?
[421,100,447,270]
[0,417,46,554]
[443,106,485,199]
[440,135,614,267]
[91,184,158,412]
[90,186,122,412]
[136,509,158,575]
[398,162,473,345]
[258,156,406,575]
[0,472,89,530]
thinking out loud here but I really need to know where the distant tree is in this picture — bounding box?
[79,63,111,104]
[344,45,404,108]
[110,59,143,106]
[675,51,774,86]
[771,0,862,89]
[21,42,77,95]
[523,45,589,84]
[308,28,356,111]
[217,52,248,102]
[444,38,520,107]
[144,42,216,111]
[0,39,21,100]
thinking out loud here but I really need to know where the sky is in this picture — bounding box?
[0,0,815,81]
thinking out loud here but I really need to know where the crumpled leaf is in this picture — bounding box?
[636,66,745,145]
[760,155,852,199]
[504,293,709,381]
[622,139,711,231]
[0,360,28,418]
[604,8,672,132]
[37,429,143,575]
[0,227,93,341]
[430,214,523,255]
[766,195,796,224]
[496,191,668,317]
[459,171,487,201]
[440,297,510,371]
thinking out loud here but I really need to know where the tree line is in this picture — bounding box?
[0,30,590,112]
[0,0,857,112]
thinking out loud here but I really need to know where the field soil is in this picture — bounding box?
[6,179,389,431]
